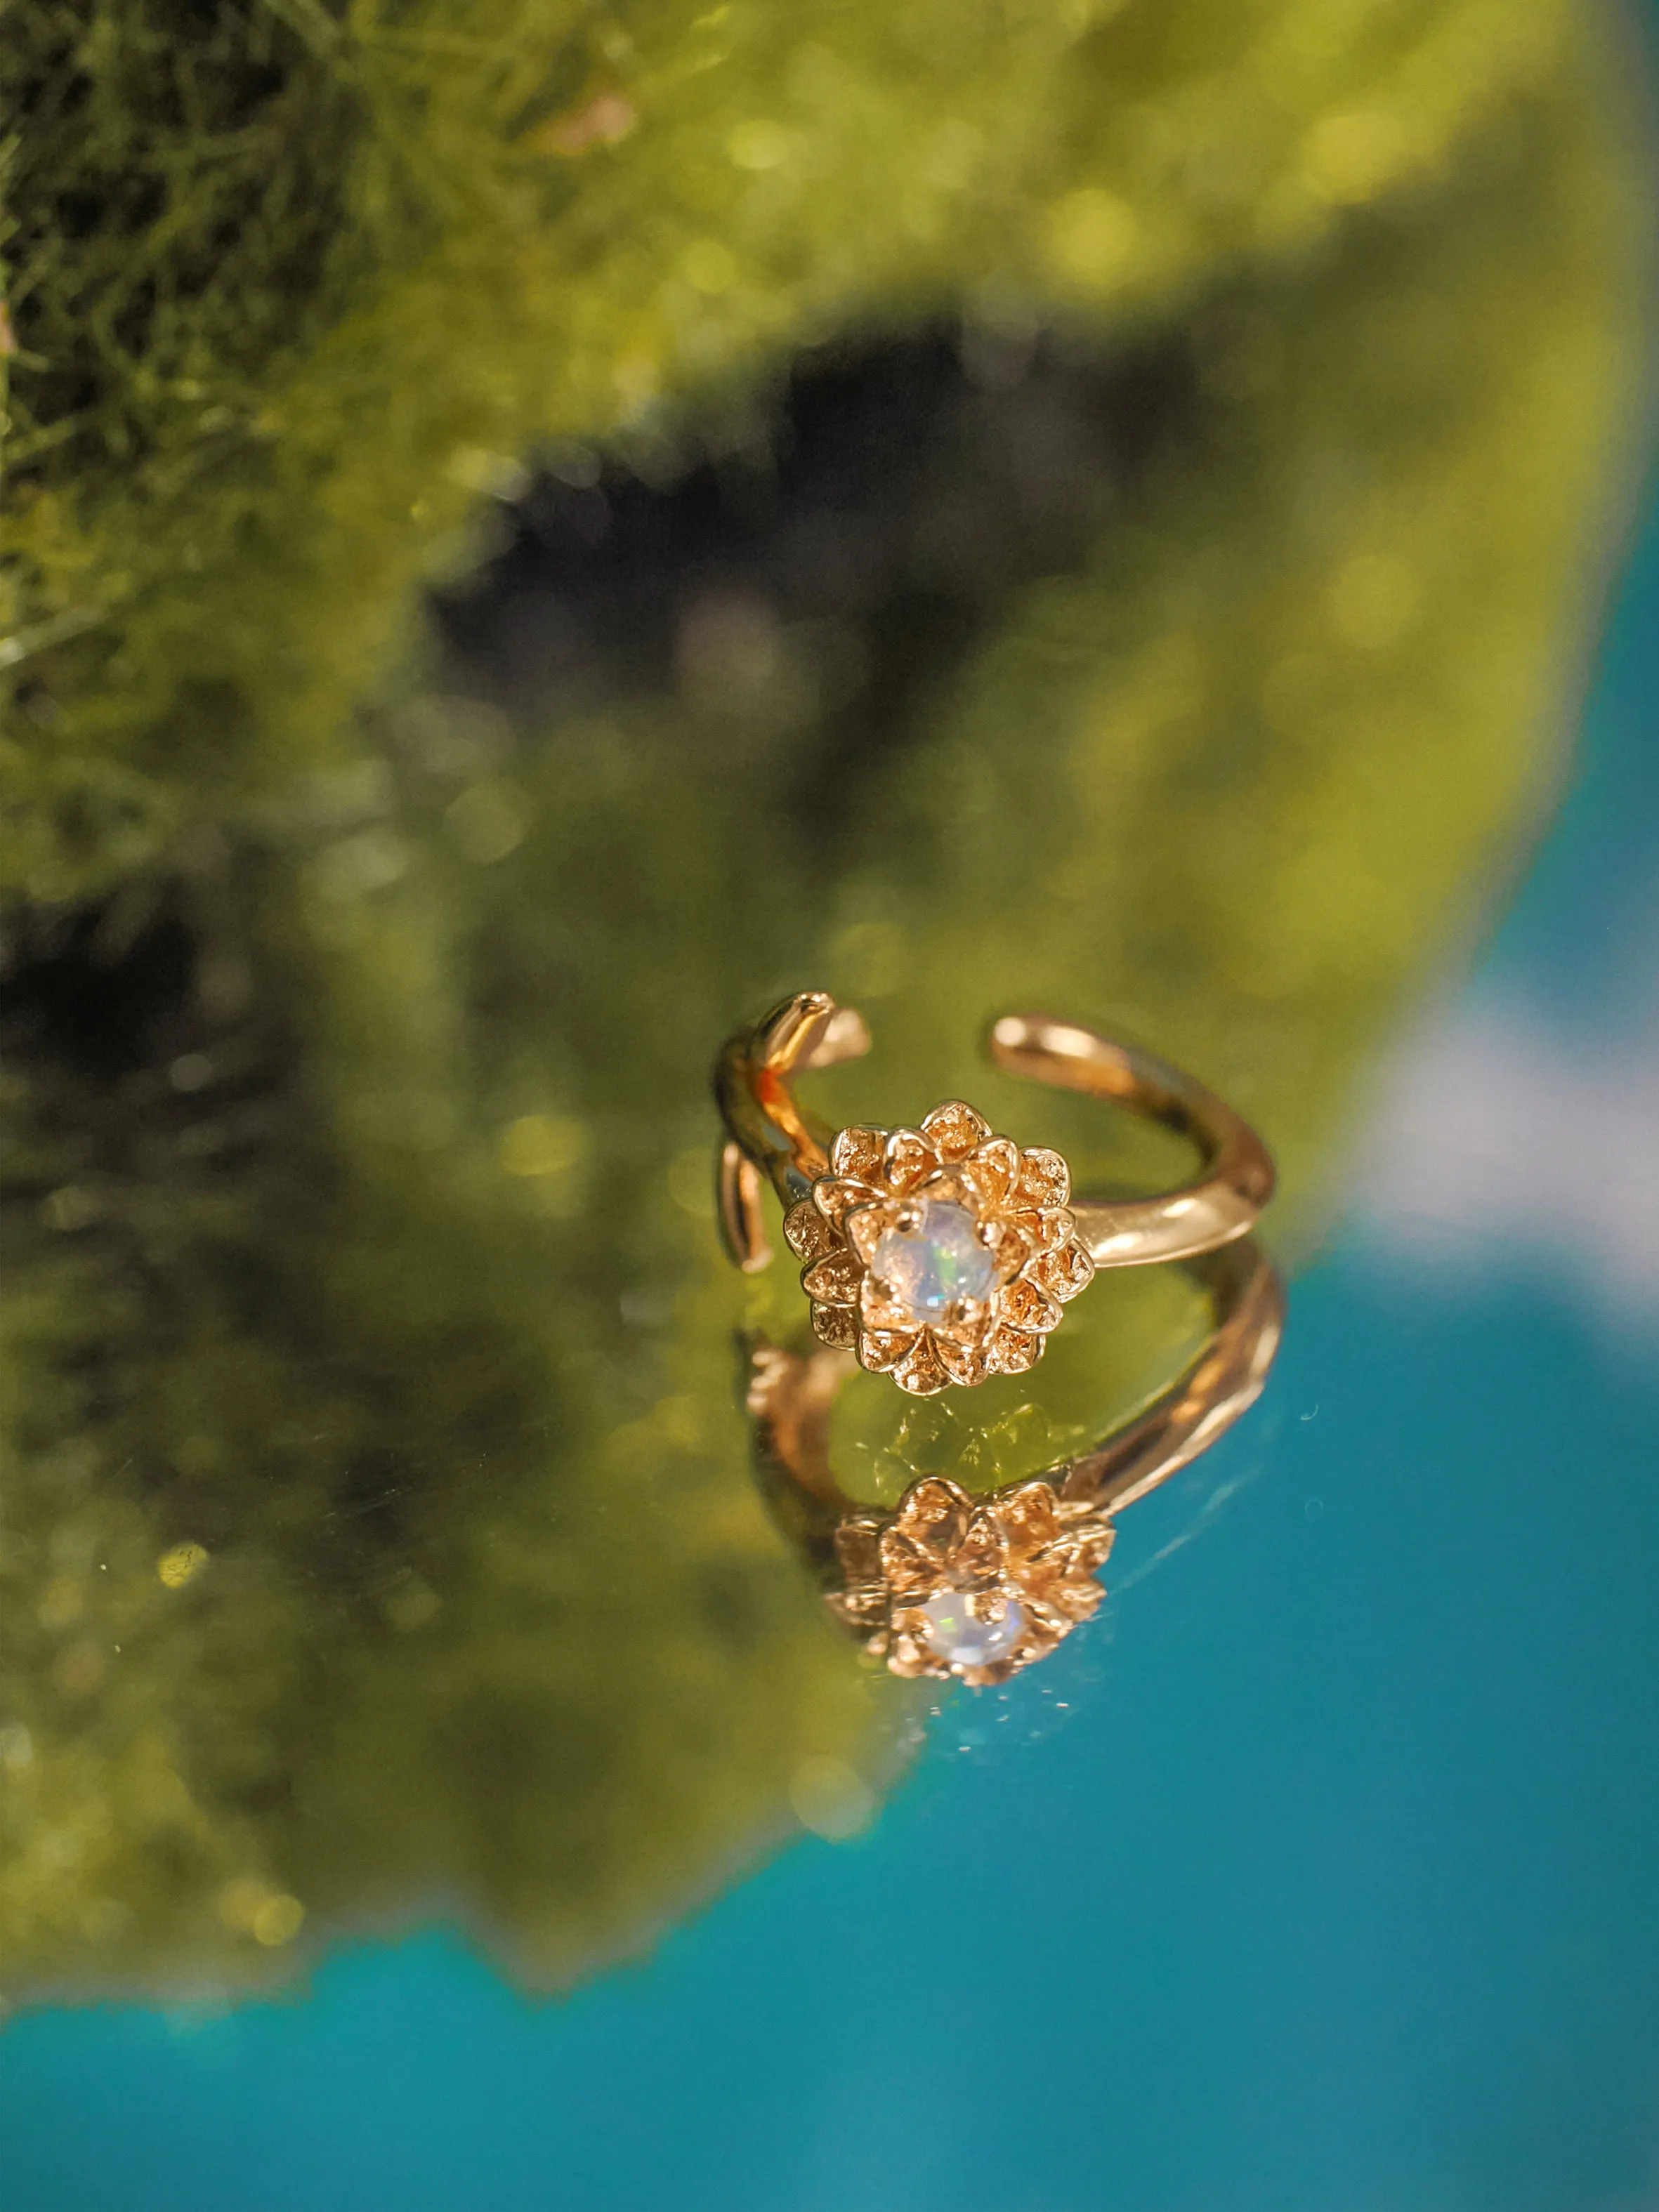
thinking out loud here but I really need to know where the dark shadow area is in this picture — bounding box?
[435,320,1195,826]
[0,902,199,1083]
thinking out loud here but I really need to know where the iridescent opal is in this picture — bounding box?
[870,1199,995,1324]
[919,1592,1025,1668]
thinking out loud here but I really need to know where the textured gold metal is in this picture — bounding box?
[747,1237,1284,1684]
[715,992,1276,1393]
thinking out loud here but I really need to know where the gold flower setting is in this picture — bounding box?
[781,1101,1096,1395]
[829,1474,1115,1685]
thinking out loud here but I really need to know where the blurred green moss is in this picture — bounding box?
[1,0,1633,899]
[0,0,1651,2007]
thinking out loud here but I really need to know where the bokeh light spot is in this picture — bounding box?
[499,1114,589,1179]
[1045,188,1138,286]
[789,1756,879,1842]
[157,1543,209,1589]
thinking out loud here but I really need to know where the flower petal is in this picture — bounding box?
[969,1588,1018,1624]
[1007,1206,1075,1254]
[880,1527,947,1600]
[894,1334,950,1395]
[919,1101,991,1160]
[784,1199,837,1261]
[811,1302,858,1349]
[956,1510,1007,1581]
[882,1129,940,1193]
[1014,1146,1071,1209]
[915,1164,971,1209]
[934,1333,989,1388]
[831,1124,888,1181]
[1033,1238,1096,1303]
[857,1326,918,1374]
[988,1220,1036,1282]
[1042,1574,1104,1624]
[886,1628,944,1678]
[834,1518,887,1585]
[985,1322,1043,1376]
[826,1586,886,1631]
[803,1249,863,1305]
[1047,1521,1116,1579]
[814,1176,879,1229]
[962,1136,1021,1211]
[996,1480,1061,1562]
[895,1476,972,1553]
[1018,1594,1077,1643]
[999,1277,1064,1335]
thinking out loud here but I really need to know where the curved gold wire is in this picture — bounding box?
[714,991,1275,1275]
[747,1236,1284,1548]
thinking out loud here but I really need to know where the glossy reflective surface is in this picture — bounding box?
[2,503,1656,2212]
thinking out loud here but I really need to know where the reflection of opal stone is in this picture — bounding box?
[920,1592,1026,1668]
[871,1199,995,1324]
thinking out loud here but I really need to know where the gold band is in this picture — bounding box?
[715,992,1275,1273]
[984,1013,1276,1267]
[746,1236,1285,1684]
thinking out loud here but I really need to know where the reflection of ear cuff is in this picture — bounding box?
[714,992,1276,1397]
[747,1237,1284,1687]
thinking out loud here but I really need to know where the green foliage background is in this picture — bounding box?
[0,0,1649,2006]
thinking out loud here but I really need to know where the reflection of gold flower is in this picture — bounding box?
[828,1475,1115,1685]
[782,1102,1095,1395]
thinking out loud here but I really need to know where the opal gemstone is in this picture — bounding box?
[871,1199,995,1324]
[919,1592,1026,1668]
